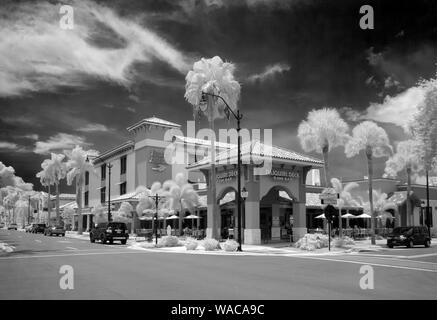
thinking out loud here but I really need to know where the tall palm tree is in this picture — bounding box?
[40,153,67,225]
[330,178,359,236]
[298,108,350,186]
[345,121,392,244]
[65,146,95,235]
[36,161,55,225]
[385,139,423,225]
[185,56,241,240]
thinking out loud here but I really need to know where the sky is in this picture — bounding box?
[1,0,437,193]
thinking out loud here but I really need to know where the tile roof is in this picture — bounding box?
[188,140,324,168]
[173,135,235,150]
[126,116,181,132]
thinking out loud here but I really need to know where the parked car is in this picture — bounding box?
[90,222,129,244]
[44,225,65,237]
[0,222,5,229]
[31,223,47,234]
[7,223,18,230]
[387,226,431,248]
[24,224,33,232]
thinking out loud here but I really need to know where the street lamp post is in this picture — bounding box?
[148,193,165,246]
[426,169,431,239]
[107,163,113,222]
[201,91,243,251]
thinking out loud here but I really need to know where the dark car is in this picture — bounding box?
[90,222,129,244]
[44,225,65,237]
[31,223,47,234]
[387,226,431,248]
[7,223,18,230]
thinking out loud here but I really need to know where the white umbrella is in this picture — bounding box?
[166,215,179,220]
[356,213,371,229]
[341,213,356,218]
[315,213,326,219]
[357,213,371,218]
[184,214,201,219]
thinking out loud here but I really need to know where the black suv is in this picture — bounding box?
[31,223,47,234]
[387,226,431,248]
[90,222,129,244]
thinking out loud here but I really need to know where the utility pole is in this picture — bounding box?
[107,163,113,222]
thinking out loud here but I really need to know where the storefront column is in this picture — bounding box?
[86,214,91,232]
[243,179,261,244]
[271,204,281,241]
[292,202,307,242]
[394,208,400,227]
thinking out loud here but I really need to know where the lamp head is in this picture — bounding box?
[199,92,208,112]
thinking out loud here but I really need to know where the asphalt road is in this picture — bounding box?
[1,229,436,300]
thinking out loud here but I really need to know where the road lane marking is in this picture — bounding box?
[34,240,42,243]
[65,247,78,250]
[58,240,72,243]
[0,250,141,260]
[349,252,437,262]
[292,255,437,273]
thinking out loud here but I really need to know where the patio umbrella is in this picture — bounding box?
[184,214,201,231]
[315,213,326,219]
[356,213,371,228]
[166,215,179,220]
[341,213,356,229]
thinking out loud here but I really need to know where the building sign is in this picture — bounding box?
[217,170,238,183]
[267,168,300,181]
[149,149,167,172]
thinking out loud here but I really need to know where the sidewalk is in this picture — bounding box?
[64,231,419,256]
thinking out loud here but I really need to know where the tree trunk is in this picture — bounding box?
[406,167,412,226]
[131,211,135,235]
[366,148,376,245]
[338,203,342,238]
[47,185,51,226]
[322,145,330,187]
[56,182,61,225]
[76,179,83,235]
[209,95,219,240]
[179,208,184,236]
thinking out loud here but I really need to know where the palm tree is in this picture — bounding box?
[330,178,359,236]
[113,202,134,231]
[65,146,95,235]
[185,56,241,240]
[164,173,199,235]
[39,153,67,225]
[345,121,392,244]
[361,190,397,230]
[385,139,423,225]
[36,161,55,225]
[298,108,350,186]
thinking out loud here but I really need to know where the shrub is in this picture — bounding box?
[295,233,329,251]
[331,236,355,248]
[222,239,239,252]
[158,235,182,247]
[185,237,198,250]
[202,238,219,251]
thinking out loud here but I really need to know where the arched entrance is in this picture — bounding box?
[217,187,238,239]
[260,186,296,242]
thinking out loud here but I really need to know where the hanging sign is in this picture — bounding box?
[216,170,238,183]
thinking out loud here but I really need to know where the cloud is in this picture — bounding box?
[360,85,427,131]
[247,63,291,83]
[77,123,110,132]
[0,142,18,150]
[0,0,192,97]
[34,133,91,155]
[22,134,39,140]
